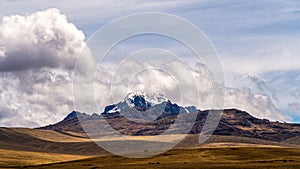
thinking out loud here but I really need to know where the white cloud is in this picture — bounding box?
[0,68,74,127]
[93,59,290,122]
[0,8,85,127]
[190,63,290,122]
[223,88,290,121]
[0,8,85,71]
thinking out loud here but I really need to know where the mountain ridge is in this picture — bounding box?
[38,92,300,142]
[40,110,300,142]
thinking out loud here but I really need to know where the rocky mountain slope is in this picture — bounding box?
[40,92,300,142]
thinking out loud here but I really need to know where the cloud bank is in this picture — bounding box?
[0,8,291,127]
[93,59,290,122]
[0,8,85,127]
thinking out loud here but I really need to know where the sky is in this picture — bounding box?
[0,0,300,127]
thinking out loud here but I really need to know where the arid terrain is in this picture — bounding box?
[15,147,300,169]
[1,133,300,169]
[2,81,300,169]
[1,95,300,169]
[1,123,300,168]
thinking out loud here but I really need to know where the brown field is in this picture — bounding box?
[2,147,300,169]
[0,149,89,167]
[1,128,300,169]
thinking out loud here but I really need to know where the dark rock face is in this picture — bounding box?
[63,111,79,120]
[102,93,181,122]
[131,95,151,112]
[100,100,182,135]
[158,101,180,119]
[103,105,116,113]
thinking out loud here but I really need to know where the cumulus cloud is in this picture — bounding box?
[0,68,75,127]
[191,63,290,122]
[223,88,290,121]
[93,59,290,122]
[0,8,85,127]
[0,8,85,71]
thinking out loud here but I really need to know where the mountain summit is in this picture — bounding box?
[103,92,183,122]
[125,92,169,111]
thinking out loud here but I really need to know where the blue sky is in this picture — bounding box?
[2,0,299,73]
[0,0,300,126]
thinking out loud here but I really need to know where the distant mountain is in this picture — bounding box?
[40,92,300,142]
[102,92,183,120]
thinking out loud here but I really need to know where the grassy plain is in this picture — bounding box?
[1,128,300,169]
[2,147,300,169]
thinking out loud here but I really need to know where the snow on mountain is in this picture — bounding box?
[125,92,169,108]
[102,92,180,119]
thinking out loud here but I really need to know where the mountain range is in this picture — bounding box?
[40,92,300,142]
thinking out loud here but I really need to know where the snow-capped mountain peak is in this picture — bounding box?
[124,92,169,109]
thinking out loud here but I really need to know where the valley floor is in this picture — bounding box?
[1,147,300,169]
[1,128,300,169]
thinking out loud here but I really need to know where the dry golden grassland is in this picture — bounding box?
[2,147,300,169]
[0,149,90,167]
[1,128,300,169]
